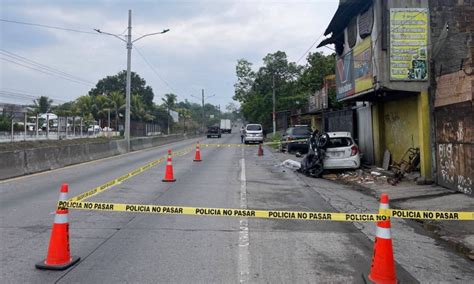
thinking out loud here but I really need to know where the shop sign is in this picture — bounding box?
[336,51,354,100]
[390,8,428,81]
[354,36,373,93]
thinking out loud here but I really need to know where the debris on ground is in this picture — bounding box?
[325,168,393,186]
[279,159,301,170]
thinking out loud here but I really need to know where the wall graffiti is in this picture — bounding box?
[435,101,473,196]
[438,143,455,184]
[457,175,472,195]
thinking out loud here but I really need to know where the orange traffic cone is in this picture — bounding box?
[368,193,397,284]
[162,149,176,182]
[257,144,264,156]
[193,142,202,162]
[36,183,80,270]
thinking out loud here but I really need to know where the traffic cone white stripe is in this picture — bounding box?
[379,203,389,210]
[375,227,391,239]
[59,193,68,201]
[54,213,68,224]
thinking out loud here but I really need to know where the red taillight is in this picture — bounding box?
[351,145,358,156]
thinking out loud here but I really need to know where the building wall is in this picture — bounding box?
[372,93,432,178]
[430,0,473,194]
[382,95,420,163]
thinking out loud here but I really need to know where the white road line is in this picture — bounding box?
[239,148,250,283]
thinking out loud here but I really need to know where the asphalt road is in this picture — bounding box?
[1,130,471,282]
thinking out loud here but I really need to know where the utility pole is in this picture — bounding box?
[95,10,169,152]
[272,74,276,135]
[201,89,205,132]
[125,10,132,150]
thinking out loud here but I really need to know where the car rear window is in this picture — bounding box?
[246,125,262,131]
[326,137,353,148]
[292,128,311,135]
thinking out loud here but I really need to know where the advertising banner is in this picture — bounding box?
[353,36,373,93]
[390,8,428,81]
[336,51,354,100]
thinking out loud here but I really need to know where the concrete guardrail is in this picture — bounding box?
[0,134,200,180]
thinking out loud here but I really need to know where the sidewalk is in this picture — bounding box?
[338,176,474,260]
[274,149,474,260]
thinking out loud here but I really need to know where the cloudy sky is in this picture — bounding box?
[0,0,338,108]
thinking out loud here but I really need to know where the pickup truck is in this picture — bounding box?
[207,126,221,138]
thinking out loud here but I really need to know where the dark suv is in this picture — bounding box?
[280,126,312,153]
[207,126,221,138]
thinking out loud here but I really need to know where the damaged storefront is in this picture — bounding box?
[318,0,432,181]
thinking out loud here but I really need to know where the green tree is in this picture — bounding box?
[108,91,125,131]
[75,95,94,117]
[88,71,154,108]
[33,96,53,114]
[162,93,177,135]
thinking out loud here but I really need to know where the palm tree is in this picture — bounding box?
[178,108,191,133]
[94,95,111,127]
[33,96,53,114]
[108,91,125,131]
[75,96,93,115]
[131,95,147,121]
[162,93,177,135]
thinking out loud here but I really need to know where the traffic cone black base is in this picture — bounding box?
[35,256,80,271]
[162,178,176,182]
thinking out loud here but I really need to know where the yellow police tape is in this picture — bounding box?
[58,201,385,221]
[57,201,474,221]
[201,139,307,148]
[389,209,473,221]
[68,148,193,202]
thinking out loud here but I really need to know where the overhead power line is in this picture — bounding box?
[0,49,95,85]
[0,18,98,35]
[296,31,326,64]
[0,50,95,87]
[133,46,178,95]
[0,88,69,103]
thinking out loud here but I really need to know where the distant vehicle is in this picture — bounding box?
[220,119,232,133]
[207,126,221,138]
[280,126,312,153]
[323,132,360,170]
[88,125,101,134]
[244,123,263,144]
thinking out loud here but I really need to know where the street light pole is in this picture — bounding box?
[201,89,205,132]
[125,10,132,151]
[272,74,276,135]
[95,10,169,152]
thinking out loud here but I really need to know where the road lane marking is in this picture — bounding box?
[239,150,250,283]
[67,147,193,202]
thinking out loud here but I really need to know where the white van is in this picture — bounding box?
[244,124,263,144]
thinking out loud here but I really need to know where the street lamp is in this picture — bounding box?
[95,10,169,152]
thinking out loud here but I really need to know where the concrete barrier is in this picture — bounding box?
[0,134,201,180]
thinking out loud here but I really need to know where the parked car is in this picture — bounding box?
[87,125,101,134]
[207,126,221,138]
[323,132,360,169]
[244,123,263,144]
[280,125,312,153]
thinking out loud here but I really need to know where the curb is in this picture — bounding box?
[268,147,473,261]
[329,176,474,261]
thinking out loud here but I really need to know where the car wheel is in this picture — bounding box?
[207,135,210,138]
